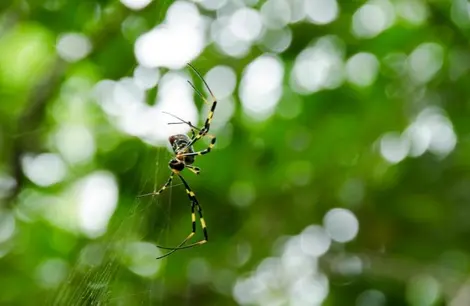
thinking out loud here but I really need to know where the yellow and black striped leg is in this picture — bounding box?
[155,174,208,258]
[156,203,196,259]
[180,134,216,157]
[201,101,217,135]
[186,165,201,175]
[185,63,218,148]
[137,172,174,198]
[185,102,217,149]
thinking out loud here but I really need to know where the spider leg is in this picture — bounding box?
[184,63,218,148]
[178,134,216,157]
[163,111,201,132]
[185,165,200,175]
[137,172,174,198]
[155,203,196,259]
[190,127,196,139]
[156,173,208,259]
[186,102,217,148]
[168,122,197,138]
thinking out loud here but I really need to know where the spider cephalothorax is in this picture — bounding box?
[138,63,218,259]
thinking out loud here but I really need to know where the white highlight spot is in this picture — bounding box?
[135,26,204,69]
[383,107,457,160]
[94,70,198,145]
[352,0,395,39]
[323,208,359,243]
[240,54,284,120]
[122,242,161,277]
[199,0,227,10]
[0,211,15,243]
[346,52,380,87]
[77,172,118,238]
[403,122,432,157]
[211,16,252,58]
[120,0,152,10]
[133,65,160,90]
[379,132,410,164]
[291,36,344,94]
[204,65,237,99]
[260,0,291,30]
[415,107,456,157]
[135,1,205,68]
[22,153,67,187]
[300,225,331,257]
[408,42,444,84]
[290,274,329,305]
[259,28,292,53]
[229,7,263,42]
[395,0,429,26]
[289,0,307,23]
[56,33,92,62]
[232,224,332,306]
[233,277,260,305]
[305,0,339,25]
[112,77,146,115]
[54,125,96,164]
[428,120,456,157]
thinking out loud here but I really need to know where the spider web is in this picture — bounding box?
[47,146,177,305]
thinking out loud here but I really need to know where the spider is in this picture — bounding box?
[138,64,217,259]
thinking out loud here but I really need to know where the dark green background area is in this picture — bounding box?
[0,0,469,305]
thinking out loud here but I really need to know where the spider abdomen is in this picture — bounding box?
[169,134,195,165]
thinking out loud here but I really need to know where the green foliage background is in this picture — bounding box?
[1,0,469,305]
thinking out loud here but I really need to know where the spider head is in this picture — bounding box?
[168,135,177,145]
